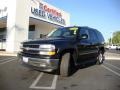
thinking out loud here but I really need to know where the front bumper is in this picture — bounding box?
[18,53,59,72]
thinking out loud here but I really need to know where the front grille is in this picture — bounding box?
[21,44,53,59]
[23,44,39,48]
[22,53,40,58]
[23,50,39,54]
[22,44,40,57]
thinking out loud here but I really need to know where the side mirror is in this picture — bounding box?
[40,34,47,38]
[80,34,88,40]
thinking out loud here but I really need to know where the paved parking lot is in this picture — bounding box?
[0,51,120,90]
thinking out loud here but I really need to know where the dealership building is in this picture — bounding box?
[0,0,70,52]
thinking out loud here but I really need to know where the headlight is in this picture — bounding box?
[39,44,56,55]
[39,44,55,50]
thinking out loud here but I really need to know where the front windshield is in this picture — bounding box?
[47,27,78,38]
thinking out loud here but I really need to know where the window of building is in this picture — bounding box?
[28,25,35,40]
[0,27,6,42]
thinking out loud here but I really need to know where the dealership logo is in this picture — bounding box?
[31,0,66,25]
[25,47,30,50]
[38,3,62,17]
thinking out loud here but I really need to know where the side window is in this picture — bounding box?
[79,28,89,40]
[62,31,71,36]
[96,31,104,42]
[88,30,98,43]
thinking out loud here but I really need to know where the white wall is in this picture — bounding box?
[6,0,30,52]
[0,42,6,49]
[0,0,8,18]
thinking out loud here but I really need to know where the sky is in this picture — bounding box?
[44,0,120,42]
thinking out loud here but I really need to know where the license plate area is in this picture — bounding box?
[23,57,28,63]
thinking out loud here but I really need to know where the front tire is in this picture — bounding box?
[60,53,71,77]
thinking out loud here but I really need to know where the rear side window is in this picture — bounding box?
[95,31,104,42]
[88,30,98,43]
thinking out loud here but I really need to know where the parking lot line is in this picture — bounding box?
[104,62,120,71]
[30,72,44,88]
[29,72,58,90]
[51,75,58,89]
[0,59,16,65]
[0,57,17,62]
[102,65,120,77]
[105,57,120,60]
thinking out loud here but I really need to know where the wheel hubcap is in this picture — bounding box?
[99,53,103,63]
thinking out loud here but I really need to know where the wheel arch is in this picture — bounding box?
[99,46,105,54]
[58,48,77,66]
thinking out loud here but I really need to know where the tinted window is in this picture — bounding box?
[89,29,99,43]
[88,29,98,43]
[79,28,89,40]
[47,27,78,38]
[95,31,104,42]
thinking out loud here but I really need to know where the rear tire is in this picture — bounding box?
[60,53,71,77]
[96,51,104,65]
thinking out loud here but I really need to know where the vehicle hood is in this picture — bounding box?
[23,37,75,45]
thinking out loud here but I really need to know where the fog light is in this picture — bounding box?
[39,51,56,55]
[48,51,56,55]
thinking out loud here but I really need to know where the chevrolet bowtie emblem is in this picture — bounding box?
[25,47,30,50]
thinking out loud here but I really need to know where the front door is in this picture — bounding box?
[77,28,92,63]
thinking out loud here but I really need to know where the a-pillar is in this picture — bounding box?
[6,0,30,52]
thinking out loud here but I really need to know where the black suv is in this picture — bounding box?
[18,26,105,76]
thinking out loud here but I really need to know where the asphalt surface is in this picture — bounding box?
[0,50,120,90]
[106,49,120,54]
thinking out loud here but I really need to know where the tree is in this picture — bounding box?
[112,31,120,45]
[108,38,112,44]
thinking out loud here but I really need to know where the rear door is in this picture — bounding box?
[88,29,99,58]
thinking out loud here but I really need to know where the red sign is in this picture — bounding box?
[43,5,62,17]
[38,2,62,17]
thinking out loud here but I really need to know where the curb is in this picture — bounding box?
[105,57,120,60]
[0,52,17,56]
